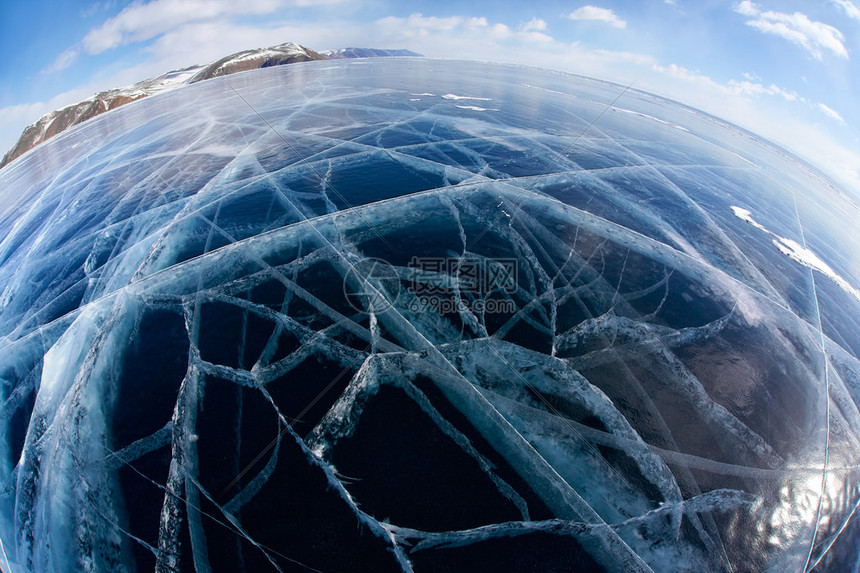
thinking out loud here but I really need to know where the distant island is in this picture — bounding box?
[0,43,423,169]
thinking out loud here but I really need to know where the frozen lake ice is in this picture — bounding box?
[0,59,858,572]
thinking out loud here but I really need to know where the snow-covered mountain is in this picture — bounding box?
[0,42,422,169]
[0,66,205,170]
[187,42,326,83]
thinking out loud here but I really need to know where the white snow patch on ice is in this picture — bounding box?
[730,206,769,232]
[455,105,499,112]
[442,93,492,101]
[731,205,860,302]
[773,237,860,301]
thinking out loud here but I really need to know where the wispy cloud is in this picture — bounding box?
[43,49,80,73]
[831,0,860,20]
[373,13,552,44]
[81,0,340,55]
[817,103,845,123]
[727,79,800,101]
[376,13,466,34]
[652,62,844,122]
[567,6,627,29]
[734,1,848,60]
[80,2,116,19]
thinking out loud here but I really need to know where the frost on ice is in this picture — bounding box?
[0,60,859,572]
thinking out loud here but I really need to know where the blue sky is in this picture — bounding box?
[1,0,858,194]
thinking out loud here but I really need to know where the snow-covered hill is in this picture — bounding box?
[0,42,422,169]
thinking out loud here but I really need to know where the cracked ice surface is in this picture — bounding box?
[0,59,859,572]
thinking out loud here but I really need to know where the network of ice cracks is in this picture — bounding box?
[0,60,859,572]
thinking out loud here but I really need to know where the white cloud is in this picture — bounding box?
[726,79,800,101]
[831,0,860,20]
[388,13,465,32]
[652,63,841,113]
[80,2,116,19]
[80,0,339,55]
[43,49,80,73]
[465,17,488,29]
[567,6,627,29]
[817,102,844,123]
[735,0,758,17]
[372,13,553,44]
[734,1,848,60]
[520,18,547,33]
